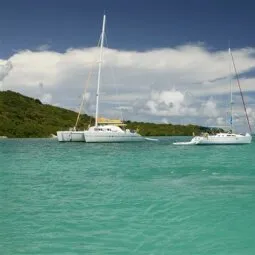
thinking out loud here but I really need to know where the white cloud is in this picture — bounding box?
[0,60,13,90]
[246,107,255,128]
[0,44,255,132]
[40,93,52,104]
[36,44,51,51]
[161,118,169,124]
[216,117,226,126]
[202,97,219,117]
[143,89,198,117]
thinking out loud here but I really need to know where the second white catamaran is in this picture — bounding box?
[174,48,252,145]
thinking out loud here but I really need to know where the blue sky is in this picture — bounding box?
[1,0,255,56]
[0,0,255,131]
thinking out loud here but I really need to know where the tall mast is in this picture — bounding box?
[228,48,233,132]
[95,15,106,127]
[229,48,252,134]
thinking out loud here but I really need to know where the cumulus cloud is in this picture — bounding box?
[40,93,52,104]
[0,60,13,90]
[161,118,169,124]
[216,117,227,126]
[143,89,198,117]
[0,43,255,132]
[245,107,255,129]
[36,44,51,51]
[202,97,219,117]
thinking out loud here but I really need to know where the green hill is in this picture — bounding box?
[0,90,216,138]
[0,90,91,138]
[124,121,212,137]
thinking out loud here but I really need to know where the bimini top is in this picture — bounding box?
[97,117,126,127]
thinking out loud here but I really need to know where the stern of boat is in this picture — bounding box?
[245,133,252,143]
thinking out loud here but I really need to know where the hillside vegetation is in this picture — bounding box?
[0,90,215,138]
[0,90,91,138]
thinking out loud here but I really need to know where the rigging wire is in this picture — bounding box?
[104,28,124,122]
[74,37,101,129]
[229,49,252,133]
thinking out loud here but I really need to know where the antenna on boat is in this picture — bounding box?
[95,14,106,127]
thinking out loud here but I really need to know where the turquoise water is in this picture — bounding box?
[1,137,255,254]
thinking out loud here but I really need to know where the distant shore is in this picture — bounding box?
[0,90,219,138]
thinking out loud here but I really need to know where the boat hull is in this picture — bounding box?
[192,134,252,145]
[173,133,252,145]
[57,131,85,142]
[173,141,197,145]
[84,131,144,143]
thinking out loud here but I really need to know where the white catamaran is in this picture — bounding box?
[57,99,86,142]
[174,48,252,145]
[83,15,143,143]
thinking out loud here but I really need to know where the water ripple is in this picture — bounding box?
[1,138,255,254]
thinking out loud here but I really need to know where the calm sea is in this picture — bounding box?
[1,137,255,254]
